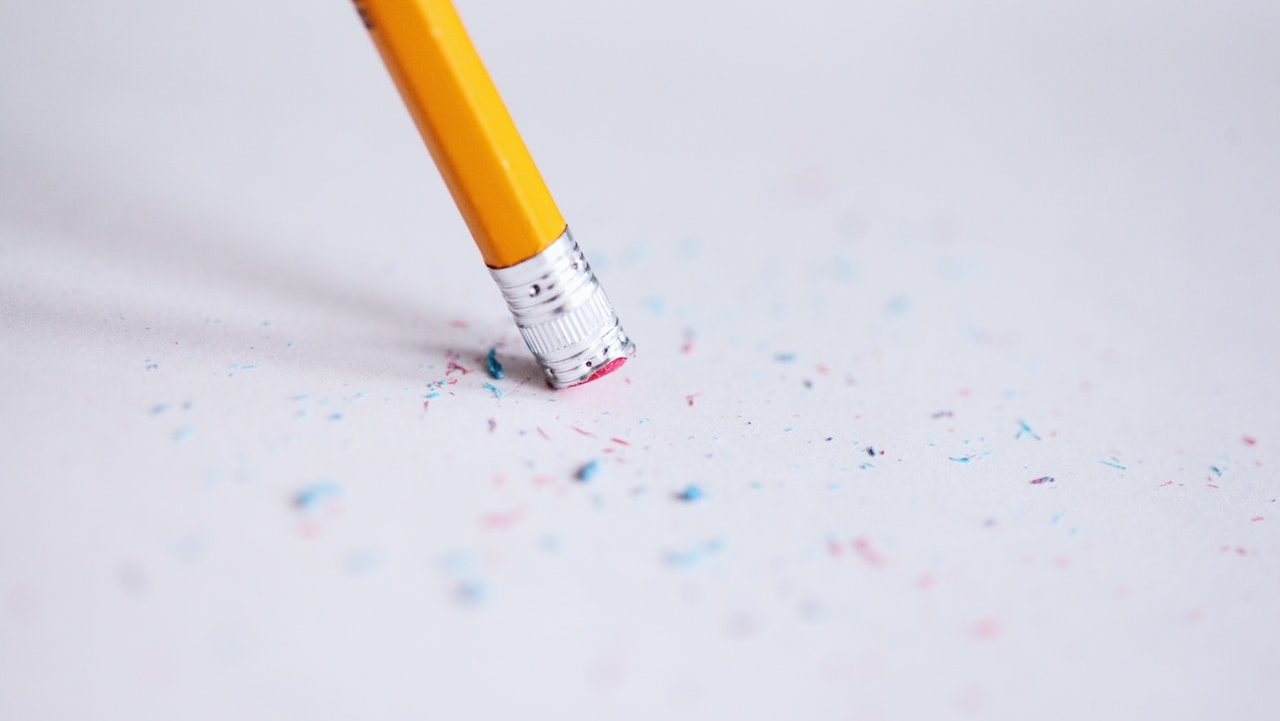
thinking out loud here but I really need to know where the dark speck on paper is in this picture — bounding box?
[676,485,705,502]
[576,459,601,482]
[486,348,504,379]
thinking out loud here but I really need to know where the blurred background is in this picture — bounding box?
[2,2,1278,720]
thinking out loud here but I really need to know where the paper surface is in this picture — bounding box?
[2,2,1278,719]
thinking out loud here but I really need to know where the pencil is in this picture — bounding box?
[354,0,634,388]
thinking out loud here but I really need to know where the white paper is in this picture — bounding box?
[2,2,1277,719]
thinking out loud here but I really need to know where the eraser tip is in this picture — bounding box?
[573,356,628,386]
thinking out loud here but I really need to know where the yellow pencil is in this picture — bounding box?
[354,0,634,388]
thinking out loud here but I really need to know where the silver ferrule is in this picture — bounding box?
[489,229,635,388]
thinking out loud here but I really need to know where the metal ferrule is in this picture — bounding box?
[489,229,634,388]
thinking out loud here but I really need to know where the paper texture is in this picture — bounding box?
[2,2,1277,719]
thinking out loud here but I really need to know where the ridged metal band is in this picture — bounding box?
[489,229,635,388]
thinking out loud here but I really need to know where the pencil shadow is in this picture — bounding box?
[0,148,548,390]
[491,352,548,388]
[7,162,427,332]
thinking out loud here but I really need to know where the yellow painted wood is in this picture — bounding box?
[359,0,566,267]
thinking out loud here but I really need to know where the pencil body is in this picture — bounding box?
[358,0,563,268]
[355,0,634,387]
